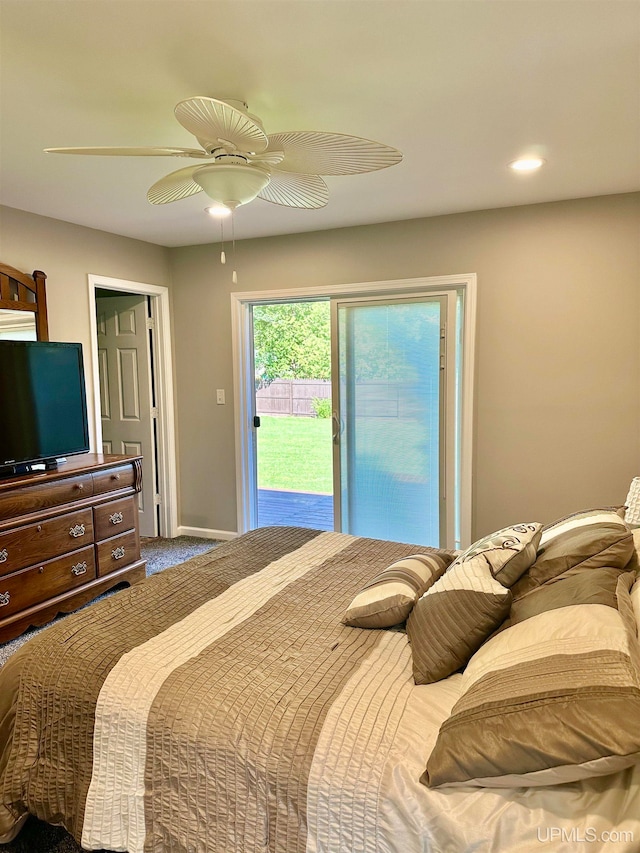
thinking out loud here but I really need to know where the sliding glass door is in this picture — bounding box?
[234,277,473,551]
[331,295,446,545]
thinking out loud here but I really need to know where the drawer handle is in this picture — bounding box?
[109,512,124,525]
[0,591,10,607]
[69,523,86,538]
[0,549,7,563]
[112,546,126,560]
[74,483,85,491]
[111,473,121,481]
[71,561,88,576]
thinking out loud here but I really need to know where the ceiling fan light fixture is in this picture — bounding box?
[205,204,232,218]
[194,163,270,207]
[509,157,545,172]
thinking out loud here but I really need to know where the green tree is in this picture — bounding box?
[253,301,330,382]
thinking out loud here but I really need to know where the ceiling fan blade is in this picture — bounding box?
[147,165,205,205]
[250,150,285,166]
[257,170,328,209]
[44,146,209,158]
[174,97,268,154]
[266,132,403,175]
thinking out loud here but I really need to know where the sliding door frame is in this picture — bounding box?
[231,274,476,550]
[331,292,452,546]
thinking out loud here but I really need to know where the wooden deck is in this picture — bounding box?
[257,488,334,531]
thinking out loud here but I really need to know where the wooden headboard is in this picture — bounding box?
[0,262,49,340]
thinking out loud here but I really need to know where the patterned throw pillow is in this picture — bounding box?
[407,523,542,684]
[423,566,640,788]
[343,551,454,629]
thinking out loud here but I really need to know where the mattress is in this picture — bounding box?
[0,526,638,852]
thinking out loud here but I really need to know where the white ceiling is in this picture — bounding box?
[1,0,639,248]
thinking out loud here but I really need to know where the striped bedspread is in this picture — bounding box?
[1,526,639,853]
[0,527,449,852]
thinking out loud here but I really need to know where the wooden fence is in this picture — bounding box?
[256,377,441,418]
[256,379,330,416]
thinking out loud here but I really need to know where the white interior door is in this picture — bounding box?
[96,293,157,537]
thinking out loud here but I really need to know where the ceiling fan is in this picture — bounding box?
[45,96,403,211]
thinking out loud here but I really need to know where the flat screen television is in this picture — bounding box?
[0,340,90,475]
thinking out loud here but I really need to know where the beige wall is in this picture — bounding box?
[170,192,640,539]
[0,205,172,446]
[2,196,638,541]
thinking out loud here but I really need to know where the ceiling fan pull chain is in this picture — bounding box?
[231,210,238,284]
[220,218,226,264]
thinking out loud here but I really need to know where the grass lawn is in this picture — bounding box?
[257,413,435,494]
[257,415,333,493]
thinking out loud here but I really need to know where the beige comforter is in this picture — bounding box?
[0,526,638,853]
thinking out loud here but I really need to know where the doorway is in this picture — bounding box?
[94,290,158,537]
[233,275,476,550]
[252,300,333,530]
[88,275,178,539]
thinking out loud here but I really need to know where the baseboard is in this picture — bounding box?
[176,525,238,541]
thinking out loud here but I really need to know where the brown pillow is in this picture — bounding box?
[512,507,633,600]
[424,567,640,788]
[407,523,542,684]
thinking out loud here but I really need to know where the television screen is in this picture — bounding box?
[0,340,89,470]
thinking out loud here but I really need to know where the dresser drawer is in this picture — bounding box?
[96,529,140,577]
[92,465,135,496]
[0,508,94,576]
[0,546,96,618]
[93,496,136,541]
[0,474,93,521]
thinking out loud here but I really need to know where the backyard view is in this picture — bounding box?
[253,300,334,530]
[257,415,332,493]
[252,296,442,544]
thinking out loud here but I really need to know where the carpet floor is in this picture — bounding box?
[0,535,219,852]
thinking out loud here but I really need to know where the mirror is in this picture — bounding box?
[0,309,37,340]
[0,263,48,341]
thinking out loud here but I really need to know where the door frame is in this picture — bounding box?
[231,274,476,550]
[87,274,178,538]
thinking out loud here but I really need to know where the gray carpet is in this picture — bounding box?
[0,535,219,852]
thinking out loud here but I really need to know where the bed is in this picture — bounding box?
[1,521,639,853]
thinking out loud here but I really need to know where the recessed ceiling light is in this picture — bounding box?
[205,205,232,218]
[509,157,546,172]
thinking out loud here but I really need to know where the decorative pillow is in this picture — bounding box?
[632,575,640,628]
[512,507,634,601]
[407,523,542,684]
[628,528,640,574]
[343,551,454,628]
[631,538,640,625]
[423,567,640,788]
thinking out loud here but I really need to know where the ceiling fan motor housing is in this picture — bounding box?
[193,162,270,208]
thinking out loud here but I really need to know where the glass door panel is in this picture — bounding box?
[332,296,445,546]
[251,300,334,531]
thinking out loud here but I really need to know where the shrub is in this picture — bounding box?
[311,397,332,418]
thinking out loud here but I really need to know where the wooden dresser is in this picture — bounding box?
[0,454,147,643]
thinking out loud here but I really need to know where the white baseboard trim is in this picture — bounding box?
[177,525,238,541]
